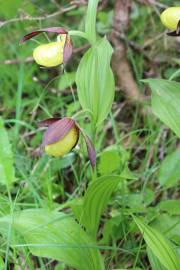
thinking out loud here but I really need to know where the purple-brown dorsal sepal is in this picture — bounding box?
[80,129,96,168]
[38,118,61,128]
[63,36,73,64]
[20,27,68,44]
[167,20,180,36]
[42,117,76,146]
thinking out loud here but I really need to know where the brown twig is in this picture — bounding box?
[111,0,143,101]
[135,0,155,5]
[0,5,77,28]
[70,0,87,6]
[70,0,108,10]
[0,56,33,65]
[105,103,126,131]
[135,0,168,8]
[0,0,109,29]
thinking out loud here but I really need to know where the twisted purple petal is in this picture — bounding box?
[20,27,68,44]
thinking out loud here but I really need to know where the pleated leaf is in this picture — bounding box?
[158,149,180,188]
[80,175,122,238]
[76,37,115,125]
[0,209,104,270]
[147,247,166,270]
[143,79,180,137]
[0,118,15,186]
[134,217,180,270]
[151,214,180,246]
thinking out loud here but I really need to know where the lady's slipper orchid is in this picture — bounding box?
[160,7,180,36]
[20,27,72,67]
[39,117,96,168]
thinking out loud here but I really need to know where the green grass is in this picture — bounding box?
[0,0,180,269]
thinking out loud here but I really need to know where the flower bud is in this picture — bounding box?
[20,27,72,67]
[160,7,180,30]
[39,117,96,168]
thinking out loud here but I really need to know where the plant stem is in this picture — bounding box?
[85,0,99,45]
[69,30,89,41]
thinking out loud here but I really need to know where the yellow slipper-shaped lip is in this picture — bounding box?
[160,7,180,36]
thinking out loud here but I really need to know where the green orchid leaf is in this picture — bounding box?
[76,37,115,126]
[0,209,104,270]
[143,79,180,137]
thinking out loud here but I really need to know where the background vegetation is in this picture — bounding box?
[0,0,179,269]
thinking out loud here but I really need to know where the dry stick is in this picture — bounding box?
[135,0,155,5]
[135,0,168,8]
[70,0,87,6]
[0,56,33,65]
[0,5,77,28]
[111,31,170,65]
[111,30,151,63]
[71,0,108,10]
[104,103,126,131]
[0,0,108,28]
[111,0,143,101]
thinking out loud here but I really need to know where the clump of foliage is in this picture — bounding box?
[0,1,180,269]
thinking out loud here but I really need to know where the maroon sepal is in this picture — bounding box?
[42,117,76,146]
[38,118,61,128]
[63,36,73,64]
[167,20,180,36]
[80,129,96,168]
[20,27,68,44]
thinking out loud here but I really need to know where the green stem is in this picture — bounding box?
[15,63,24,142]
[69,30,89,41]
[85,0,99,45]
